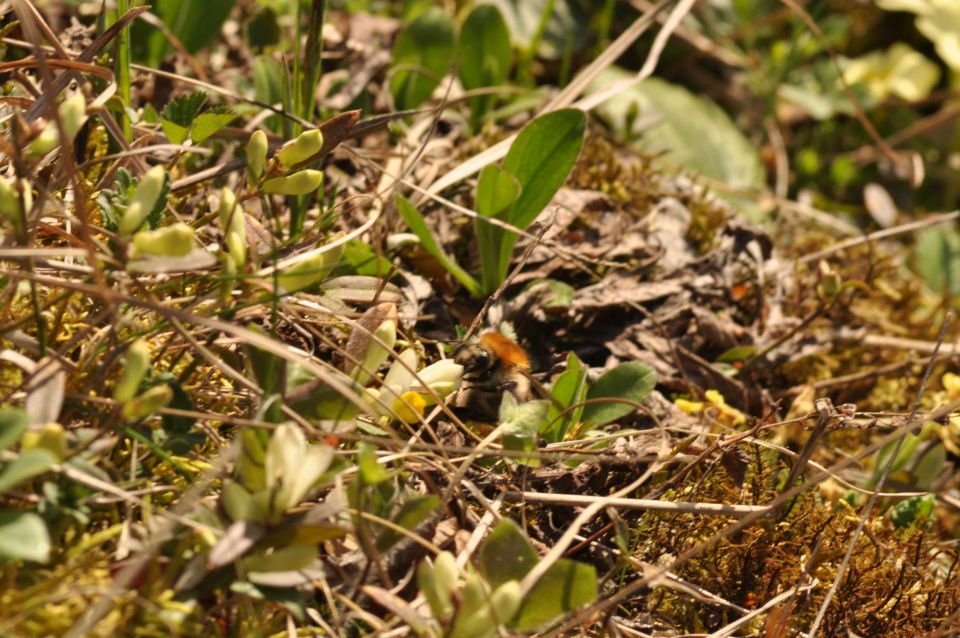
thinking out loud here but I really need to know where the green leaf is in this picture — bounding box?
[161,92,207,144]
[511,559,597,631]
[478,519,538,587]
[0,409,30,451]
[132,0,236,66]
[542,353,587,443]
[593,70,764,193]
[476,164,520,292]
[0,510,50,563]
[715,345,757,364]
[460,4,512,126]
[390,7,456,110]
[912,442,946,491]
[489,108,585,289]
[582,362,656,427]
[915,227,960,296]
[0,449,57,493]
[476,164,521,218]
[502,108,585,230]
[191,105,236,144]
[376,494,440,551]
[486,0,589,59]
[395,196,481,296]
[891,493,936,529]
[500,394,549,438]
[343,240,393,278]
[358,443,390,485]
[460,5,512,90]
[246,6,280,50]
[253,55,286,132]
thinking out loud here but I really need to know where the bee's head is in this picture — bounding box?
[453,332,529,374]
[453,341,494,374]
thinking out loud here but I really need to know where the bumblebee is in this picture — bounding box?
[452,332,531,420]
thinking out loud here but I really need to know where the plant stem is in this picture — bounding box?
[116,0,133,142]
[519,0,556,85]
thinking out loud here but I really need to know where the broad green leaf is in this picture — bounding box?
[253,55,286,132]
[593,68,763,192]
[460,4,512,127]
[132,0,236,66]
[492,109,585,288]
[511,559,597,631]
[390,8,456,110]
[582,362,656,427]
[486,0,589,59]
[192,105,236,144]
[502,108,585,230]
[478,519,538,587]
[246,6,280,50]
[395,196,481,296]
[376,494,440,551]
[0,409,30,451]
[871,433,922,487]
[915,227,960,296]
[475,165,520,292]
[542,353,587,443]
[476,164,520,218]
[0,449,57,493]
[343,240,393,277]
[912,442,946,491]
[0,510,50,563]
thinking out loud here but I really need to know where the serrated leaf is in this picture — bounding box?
[192,105,236,144]
[511,559,597,631]
[582,362,656,427]
[478,519,538,587]
[162,92,207,130]
[0,510,50,563]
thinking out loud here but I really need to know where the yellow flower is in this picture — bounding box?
[675,389,747,427]
[943,372,960,400]
[393,391,428,424]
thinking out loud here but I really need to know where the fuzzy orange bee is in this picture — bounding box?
[452,332,532,421]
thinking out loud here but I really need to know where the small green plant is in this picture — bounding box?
[0,409,54,564]
[398,108,585,295]
[379,519,597,637]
